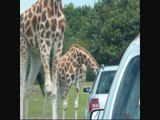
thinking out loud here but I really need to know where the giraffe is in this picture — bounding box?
[43,44,100,119]
[20,0,66,119]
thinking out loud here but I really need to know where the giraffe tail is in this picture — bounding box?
[37,72,45,96]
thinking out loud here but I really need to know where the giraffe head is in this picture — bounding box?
[80,64,87,82]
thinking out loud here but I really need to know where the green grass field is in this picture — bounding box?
[28,82,93,119]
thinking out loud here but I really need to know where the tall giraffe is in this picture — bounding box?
[43,44,100,119]
[20,0,66,119]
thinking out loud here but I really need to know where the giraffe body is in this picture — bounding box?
[45,44,100,119]
[20,0,66,119]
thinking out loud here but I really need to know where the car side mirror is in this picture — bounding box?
[82,86,91,94]
[89,109,104,120]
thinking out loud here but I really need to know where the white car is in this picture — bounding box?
[90,34,140,119]
[83,65,118,119]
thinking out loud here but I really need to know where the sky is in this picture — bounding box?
[20,0,98,14]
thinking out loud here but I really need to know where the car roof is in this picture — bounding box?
[102,35,140,119]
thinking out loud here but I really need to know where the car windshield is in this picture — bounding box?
[112,56,140,119]
[96,70,116,94]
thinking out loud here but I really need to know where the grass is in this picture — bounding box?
[28,82,93,119]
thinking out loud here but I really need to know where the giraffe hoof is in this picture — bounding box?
[45,84,53,95]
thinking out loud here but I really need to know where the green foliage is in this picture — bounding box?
[86,69,96,82]
[20,13,23,28]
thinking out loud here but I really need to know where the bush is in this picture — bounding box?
[86,69,96,82]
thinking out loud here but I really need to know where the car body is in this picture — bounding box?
[83,65,118,119]
[90,34,140,119]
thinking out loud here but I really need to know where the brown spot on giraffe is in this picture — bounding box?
[62,69,65,75]
[68,56,71,61]
[67,79,70,85]
[66,62,70,69]
[71,74,75,81]
[52,33,55,38]
[43,0,48,8]
[45,20,49,29]
[47,7,54,18]
[55,3,58,14]
[83,54,87,59]
[40,25,45,37]
[34,36,38,47]
[56,32,59,37]
[45,31,51,39]
[51,19,57,31]
[58,19,66,33]
[42,10,46,21]
[39,5,42,14]
[63,57,67,62]
[40,24,44,31]
[61,63,65,67]
[32,15,37,32]
[33,6,36,12]
[46,40,51,46]
[65,65,67,72]
[69,65,73,73]
[24,15,27,21]
[24,20,30,29]
[72,61,77,67]
[50,0,53,9]
[36,5,40,13]
[28,11,32,18]
[45,65,48,69]
[58,42,61,48]
[73,54,76,59]
[91,63,95,66]
[70,58,73,62]
[66,74,69,79]
[76,88,79,93]
[26,27,33,37]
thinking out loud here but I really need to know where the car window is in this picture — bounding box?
[90,70,100,93]
[111,56,140,119]
[96,70,116,94]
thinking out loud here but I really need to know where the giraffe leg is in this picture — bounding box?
[62,85,69,120]
[57,82,63,115]
[74,82,80,119]
[51,70,58,119]
[20,36,28,119]
[51,83,62,119]
[39,40,52,95]
[51,37,64,119]
[24,52,41,119]
[62,96,68,119]
[42,92,49,119]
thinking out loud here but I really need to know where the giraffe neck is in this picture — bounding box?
[68,44,100,74]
